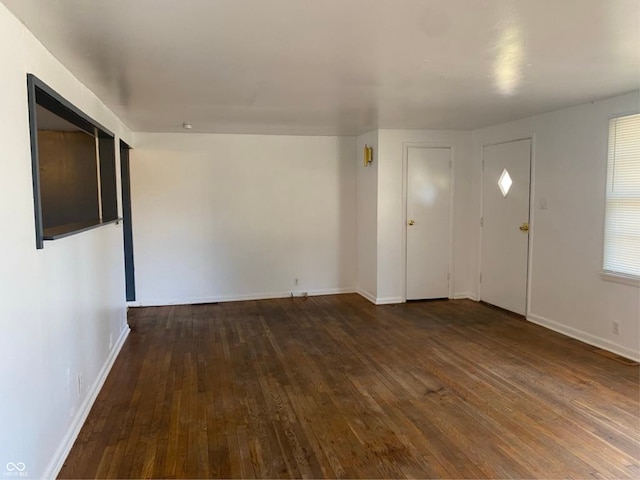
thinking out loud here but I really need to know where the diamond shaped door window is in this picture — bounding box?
[498,169,513,197]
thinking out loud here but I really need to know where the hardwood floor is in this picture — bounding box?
[58,295,640,479]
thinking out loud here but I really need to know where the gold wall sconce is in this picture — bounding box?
[363,145,373,167]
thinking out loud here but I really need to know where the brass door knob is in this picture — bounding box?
[408,219,415,226]
[519,222,529,232]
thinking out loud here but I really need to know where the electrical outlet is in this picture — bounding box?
[77,373,84,397]
[612,321,620,335]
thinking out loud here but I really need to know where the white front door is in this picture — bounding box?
[481,139,531,315]
[406,147,451,300]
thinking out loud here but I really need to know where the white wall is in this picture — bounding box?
[375,129,474,303]
[130,133,357,305]
[472,92,640,361]
[1,4,636,477]
[0,4,132,479]
[356,130,378,302]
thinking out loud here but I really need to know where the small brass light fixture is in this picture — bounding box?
[363,144,373,167]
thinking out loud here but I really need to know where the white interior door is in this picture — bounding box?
[406,147,451,300]
[481,139,531,315]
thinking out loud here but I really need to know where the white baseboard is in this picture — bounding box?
[132,292,290,307]
[452,292,479,301]
[375,296,404,305]
[357,289,377,304]
[307,287,356,297]
[42,326,130,480]
[527,313,639,362]
[132,288,357,307]
[355,290,403,305]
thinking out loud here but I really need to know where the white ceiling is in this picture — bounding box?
[3,0,639,135]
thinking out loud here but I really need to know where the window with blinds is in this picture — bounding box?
[603,113,640,282]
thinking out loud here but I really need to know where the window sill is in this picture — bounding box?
[43,218,121,241]
[601,271,640,287]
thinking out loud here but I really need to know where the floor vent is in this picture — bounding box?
[593,349,639,366]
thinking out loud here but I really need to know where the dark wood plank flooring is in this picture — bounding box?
[59,295,640,479]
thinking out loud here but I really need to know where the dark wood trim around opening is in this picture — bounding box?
[27,74,117,249]
[120,141,136,301]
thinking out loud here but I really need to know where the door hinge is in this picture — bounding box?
[479,273,483,283]
[480,217,483,227]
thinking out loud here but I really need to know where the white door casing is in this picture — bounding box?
[406,147,451,300]
[481,139,531,315]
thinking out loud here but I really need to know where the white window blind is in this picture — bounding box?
[603,113,640,279]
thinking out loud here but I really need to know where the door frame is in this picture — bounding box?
[478,136,536,316]
[120,141,136,302]
[402,142,455,302]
